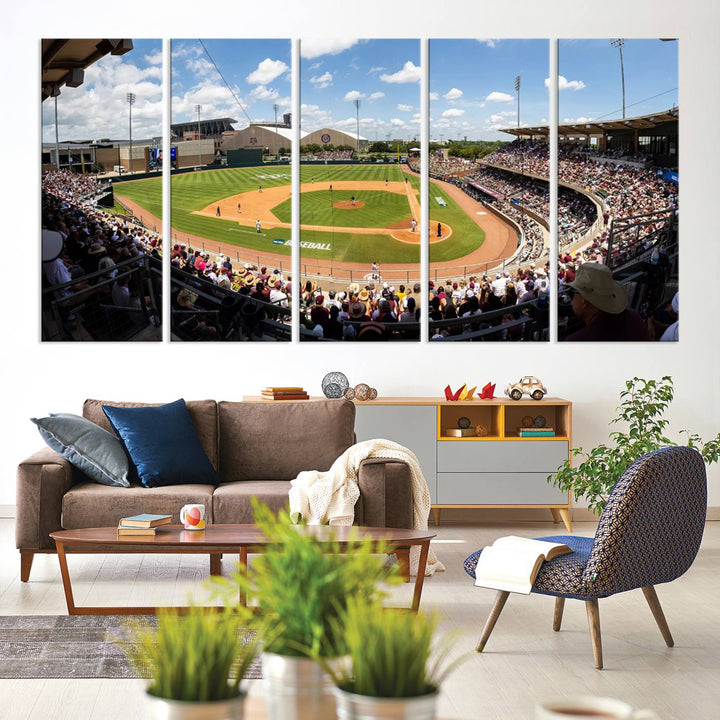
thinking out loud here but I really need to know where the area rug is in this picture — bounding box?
[0,615,262,680]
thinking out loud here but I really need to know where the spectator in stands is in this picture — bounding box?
[563,263,650,341]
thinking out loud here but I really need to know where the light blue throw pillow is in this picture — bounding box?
[31,413,130,487]
[102,398,219,488]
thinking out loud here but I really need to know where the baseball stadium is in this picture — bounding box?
[40,38,679,343]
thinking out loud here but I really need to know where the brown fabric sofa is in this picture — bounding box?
[16,398,414,581]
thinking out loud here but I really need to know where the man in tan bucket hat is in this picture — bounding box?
[563,262,650,341]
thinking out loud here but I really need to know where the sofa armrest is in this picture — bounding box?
[356,458,413,529]
[16,448,78,551]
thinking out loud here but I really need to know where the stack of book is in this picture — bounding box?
[117,513,172,536]
[444,428,477,437]
[518,427,555,437]
[261,386,310,400]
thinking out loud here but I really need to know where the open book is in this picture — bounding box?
[474,536,572,595]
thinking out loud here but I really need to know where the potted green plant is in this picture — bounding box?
[122,604,261,720]
[550,376,720,515]
[214,500,398,720]
[322,598,465,720]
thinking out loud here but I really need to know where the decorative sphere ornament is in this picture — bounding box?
[368,387,378,400]
[458,416,471,429]
[475,424,488,437]
[522,415,534,428]
[533,415,547,428]
[354,383,370,401]
[322,372,349,398]
[343,386,355,400]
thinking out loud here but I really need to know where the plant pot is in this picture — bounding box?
[333,686,438,720]
[261,652,336,720]
[144,692,245,720]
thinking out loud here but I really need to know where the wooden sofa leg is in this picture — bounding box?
[476,591,510,652]
[210,553,222,576]
[20,550,35,582]
[553,597,565,632]
[585,598,603,669]
[642,585,674,647]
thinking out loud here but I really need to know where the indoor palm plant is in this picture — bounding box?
[549,376,720,515]
[122,604,261,720]
[322,598,465,720]
[213,499,399,720]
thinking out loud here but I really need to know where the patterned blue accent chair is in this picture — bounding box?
[463,447,707,669]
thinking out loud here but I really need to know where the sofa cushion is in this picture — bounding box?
[31,413,130,487]
[212,481,292,524]
[102,399,220,488]
[61,482,216,529]
[83,399,219,469]
[218,399,355,481]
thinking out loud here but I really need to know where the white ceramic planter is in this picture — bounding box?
[333,686,438,720]
[144,692,245,720]
[262,652,336,720]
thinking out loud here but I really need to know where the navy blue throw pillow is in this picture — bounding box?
[102,399,219,488]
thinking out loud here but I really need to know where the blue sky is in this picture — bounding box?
[559,39,678,123]
[41,39,162,143]
[300,39,420,141]
[430,39,549,142]
[171,39,291,127]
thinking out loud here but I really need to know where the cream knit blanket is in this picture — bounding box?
[289,438,444,576]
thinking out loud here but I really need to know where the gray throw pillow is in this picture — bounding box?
[31,413,130,487]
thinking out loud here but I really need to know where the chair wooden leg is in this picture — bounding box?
[210,553,222,576]
[20,550,34,582]
[585,599,603,669]
[553,597,565,632]
[476,591,510,652]
[642,585,674,647]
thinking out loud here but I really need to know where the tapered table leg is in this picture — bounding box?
[585,598,603,669]
[476,591,510,652]
[553,597,565,632]
[642,585,674,647]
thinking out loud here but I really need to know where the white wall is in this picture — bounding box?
[2,0,718,510]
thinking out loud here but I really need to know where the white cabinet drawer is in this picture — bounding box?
[437,440,568,473]
[436,472,568,505]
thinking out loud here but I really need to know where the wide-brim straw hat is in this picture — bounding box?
[567,262,627,314]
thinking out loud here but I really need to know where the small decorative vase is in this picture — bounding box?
[333,687,438,720]
[144,692,245,720]
[262,652,336,720]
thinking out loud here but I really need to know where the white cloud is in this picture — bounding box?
[562,116,594,124]
[368,66,386,74]
[554,75,587,91]
[380,61,421,84]
[246,58,290,85]
[343,90,365,102]
[488,112,515,123]
[249,85,279,101]
[429,92,439,101]
[310,71,333,89]
[444,88,463,101]
[485,91,514,103]
[442,108,465,117]
[390,118,405,127]
[477,38,497,47]
[397,103,413,112]
[301,39,359,59]
[144,49,163,66]
[369,92,385,101]
[309,61,322,70]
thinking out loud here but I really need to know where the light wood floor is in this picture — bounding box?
[1,517,719,720]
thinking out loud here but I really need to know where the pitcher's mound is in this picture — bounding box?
[334,200,364,209]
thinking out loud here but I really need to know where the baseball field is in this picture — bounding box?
[113,163,489,268]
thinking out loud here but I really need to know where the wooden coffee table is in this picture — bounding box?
[49,524,435,615]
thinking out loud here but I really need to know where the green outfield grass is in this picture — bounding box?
[113,164,487,265]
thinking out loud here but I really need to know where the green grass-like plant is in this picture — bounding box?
[323,599,465,698]
[549,376,720,515]
[212,499,399,659]
[122,605,261,702]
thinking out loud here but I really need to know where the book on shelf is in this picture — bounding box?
[261,393,310,401]
[117,524,157,536]
[118,513,172,528]
[474,535,572,595]
[519,430,555,437]
[262,387,306,393]
[443,428,478,437]
[517,427,555,432]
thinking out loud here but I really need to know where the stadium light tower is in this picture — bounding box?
[195,104,202,168]
[354,98,361,155]
[514,75,521,130]
[126,92,135,174]
[610,38,626,119]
